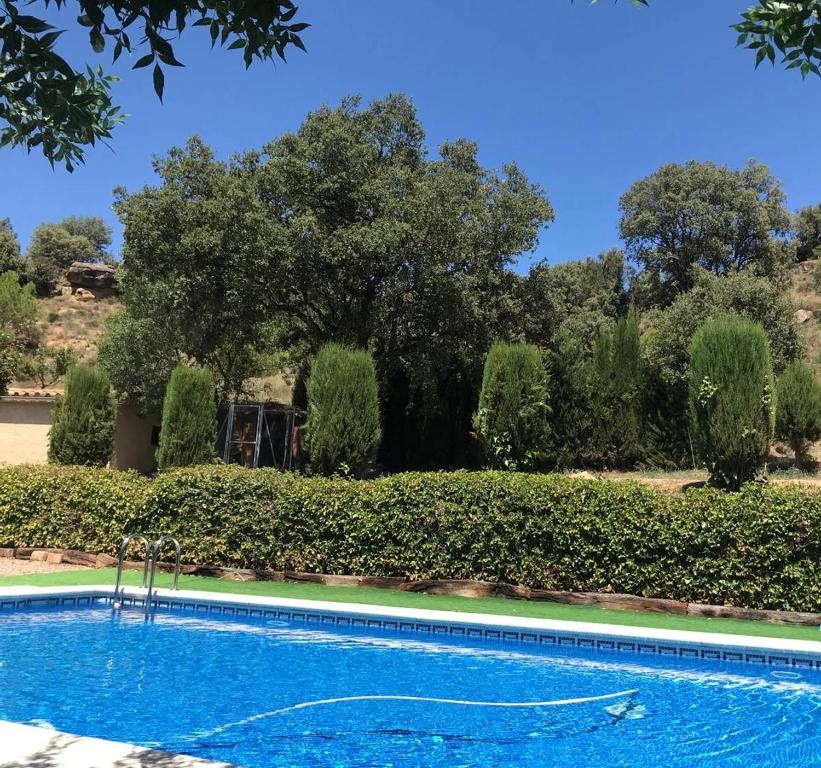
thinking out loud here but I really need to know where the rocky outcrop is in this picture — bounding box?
[66,262,117,297]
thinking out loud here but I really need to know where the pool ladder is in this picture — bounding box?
[113,533,182,616]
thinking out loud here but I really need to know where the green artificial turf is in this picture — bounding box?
[1,567,819,643]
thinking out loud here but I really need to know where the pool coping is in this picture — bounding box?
[2,584,820,669]
[0,720,234,767]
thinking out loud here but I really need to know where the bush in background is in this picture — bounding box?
[775,361,821,468]
[305,343,381,477]
[0,465,150,553]
[48,364,116,466]
[1,464,819,612]
[0,329,21,395]
[473,342,550,470]
[0,270,38,347]
[590,307,644,468]
[156,365,217,470]
[688,317,775,490]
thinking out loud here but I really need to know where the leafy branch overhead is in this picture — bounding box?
[734,0,821,78]
[0,1,308,169]
[587,0,821,77]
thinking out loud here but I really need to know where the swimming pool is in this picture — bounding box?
[1,589,820,767]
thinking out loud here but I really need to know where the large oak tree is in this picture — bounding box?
[102,94,554,467]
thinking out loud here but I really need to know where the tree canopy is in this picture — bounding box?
[105,94,553,468]
[619,160,791,307]
[0,0,308,168]
[795,203,821,261]
[0,218,24,275]
[25,215,112,292]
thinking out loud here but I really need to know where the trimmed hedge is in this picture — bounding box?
[0,464,819,612]
[0,465,151,553]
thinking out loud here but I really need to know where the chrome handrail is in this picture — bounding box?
[113,534,151,606]
[144,535,181,616]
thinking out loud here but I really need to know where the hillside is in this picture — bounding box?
[37,294,121,360]
[14,262,820,462]
[10,292,121,391]
[788,259,820,374]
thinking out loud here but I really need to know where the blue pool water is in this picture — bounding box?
[0,605,820,767]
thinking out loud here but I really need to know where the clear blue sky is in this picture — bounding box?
[2,0,820,272]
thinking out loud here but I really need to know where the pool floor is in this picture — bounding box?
[1,604,819,767]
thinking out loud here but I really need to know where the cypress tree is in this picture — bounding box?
[157,365,217,470]
[305,343,381,477]
[688,317,774,490]
[48,364,116,466]
[774,360,821,468]
[473,342,550,471]
[589,307,644,468]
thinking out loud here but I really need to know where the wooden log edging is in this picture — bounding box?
[1,546,819,628]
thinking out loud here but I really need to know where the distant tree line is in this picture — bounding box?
[5,93,820,476]
[0,215,111,393]
[0,216,114,294]
[85,93,821,475]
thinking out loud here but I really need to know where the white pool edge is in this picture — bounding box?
[2,583,820,660]
[0,720,233,767]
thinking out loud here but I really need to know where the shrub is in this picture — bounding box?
[305,343,381,477]
[1,464,820,612]
[0,270,39,347]
[0,218,24,277]
[775,361,821,468]
[473,342,550,470]
[156,365,217,470]
[48,364,116,466]
[0,329,22,395]
[643,268,801,461]
[590,307,644,468]
[688,317,774,490]
[0,465,151,553]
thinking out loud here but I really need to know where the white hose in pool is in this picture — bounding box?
[189,688,639,740]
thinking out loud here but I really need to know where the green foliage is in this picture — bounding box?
[733,0,821,78]
[688,317,775,490]
[48,364,116,467]
[59,216,114,263]
[24,217,112,293]
[97,309,180,417]
[541,334,598,468]
[16,347,77,388]
[305,344,381,477]
[620,160,791,306]
[795,203,821,262]
[156,365,217,470]
[775,361,821,467]
[0,329,21,395]
[588,1,821,78]
[641,268,801,462]
[0,270,38,344]
[113,96,553,467]
[0,465,151,552]
[473,343,550,470]
[0,1,308,168]
[111,137,283,404]
[2,464,820,612]
[0,269,38,394]
[522,249,626,351]
[590,307,645,468]
[0,218,24,275]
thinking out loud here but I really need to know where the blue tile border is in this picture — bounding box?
[3,591,819,671]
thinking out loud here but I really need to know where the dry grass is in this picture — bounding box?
[36,294,120,356]
[11,294,121,389]
[788,260,821,374]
